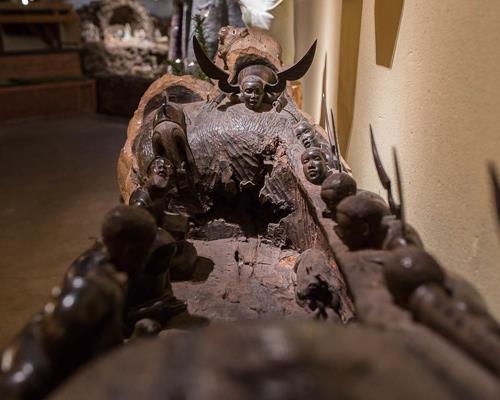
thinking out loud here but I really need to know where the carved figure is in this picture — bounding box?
[237,65,271,111]
[409,283,500,376]
[301,147,330,185]
[320,105,356,218]
[129,156,175,225]
[300,125,319,148]
[379,245,500,376]
[294,118,338,171]
[0,250,127,400]
[382,246,446,308]
[294,120,313,142]
[99,205,158,275]
[334,193,391,250]
[321,173,357,218]
[294,249,342,321]
[0,205,188,399]
[68,206,185,330]
[193,35,317,111]
[100,206,185,330]
[139,92,199,194]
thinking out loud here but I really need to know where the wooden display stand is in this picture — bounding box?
[0,1,96,121]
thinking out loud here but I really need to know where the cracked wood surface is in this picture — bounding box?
[172,238,310,321]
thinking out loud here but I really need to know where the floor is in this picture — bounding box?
[0,113,128,348]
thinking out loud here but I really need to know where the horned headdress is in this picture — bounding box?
[193,35,317,96]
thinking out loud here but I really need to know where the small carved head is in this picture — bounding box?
[320,172,358,218]
[101,206,157,275]
[334,194,390,250]
[301,148,329,185]
[146,156,175,190]
[301,128,318,149]
[382,246,445,308]
[240,75,265,111]
[294,120,314,142]
[235,64,278,111]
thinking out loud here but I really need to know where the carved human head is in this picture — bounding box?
[236,64,277,111]
[301,148,329,185]
[240,76,265,111]
[320,172,358,218]
[146,156,175,190]
[382,246,445,308]
[334,193,390,250]
[294,120,314,142]
[301,128,319,149]
[101,206,157,275]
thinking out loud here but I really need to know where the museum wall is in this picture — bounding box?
[64,0,499,315]
[341,0,500,317]
[292,0,342,124]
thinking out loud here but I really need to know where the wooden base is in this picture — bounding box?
[0,79,96,121]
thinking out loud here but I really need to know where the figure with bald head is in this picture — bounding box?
[334,193,391,250]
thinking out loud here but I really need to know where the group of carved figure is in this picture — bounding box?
[1,29,500,399]
[0,35,322,399]
[0,90,207,400]
[311,104,500,375]
[0,204,185,399]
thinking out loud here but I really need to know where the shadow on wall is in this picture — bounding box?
[337,0,404,154]
[375,0,404,68]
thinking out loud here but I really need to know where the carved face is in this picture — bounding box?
[301,129,318,148]
[147,157,174,189]
[320,172,357,217]
[334,211,371,250]
[102,206,157,275]
[294,121,314,141]
[241,79,265,110]
[301,148,328,185]
[334,194,389,250]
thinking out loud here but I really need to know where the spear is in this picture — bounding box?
[330,108,343,173]
[322,93,335,151]
[321,93,342,173]
[369,124,399,217]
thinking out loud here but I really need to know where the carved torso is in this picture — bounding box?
[185,100,297,196]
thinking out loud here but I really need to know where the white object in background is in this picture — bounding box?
[239,0,285,30]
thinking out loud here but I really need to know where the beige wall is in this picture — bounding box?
[268,0,295,66]
[345,0,500,316]
[292,0,342,124]
[286,0,500,316]
[268,0,342,124]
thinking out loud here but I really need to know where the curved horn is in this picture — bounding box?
[268,40,318,93]
[370,125,398,215]
[192,36,239,94]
